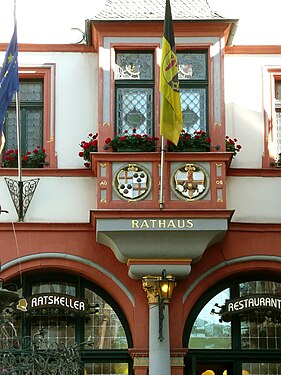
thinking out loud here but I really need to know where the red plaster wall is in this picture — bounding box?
[2,222,281,350]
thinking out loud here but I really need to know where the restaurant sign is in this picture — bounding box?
[220,294,281,323]
[17,293,87,314]
[225,294,281,313]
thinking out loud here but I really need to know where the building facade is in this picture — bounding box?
[1,0,281,374]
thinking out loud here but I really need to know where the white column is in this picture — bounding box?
[149,302,171,375]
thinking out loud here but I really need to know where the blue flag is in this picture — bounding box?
[0,25,19,143]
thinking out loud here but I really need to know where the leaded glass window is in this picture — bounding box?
[240,281,281,350]
[115,52,154,136]
[178,51,208,133]
[181,88,207,134]
[243,362,281,375]
[1,276,132,374]
[185,277,281,375]
[30,281,76,348]
[115,53,153,80]
[84,363,128,375]
[178,53,207,80]
[116,87,153,135]
[4,79,44,154]
[189,288,231,349]
[84,288,127,350]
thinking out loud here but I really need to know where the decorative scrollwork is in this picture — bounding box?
[0,324,91,374]
[5,178,40,221]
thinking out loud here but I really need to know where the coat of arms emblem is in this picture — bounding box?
[115,164,150,200]
[173,163,209,200]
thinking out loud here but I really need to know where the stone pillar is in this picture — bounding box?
[142,276,171,375]
[149,302,171,375]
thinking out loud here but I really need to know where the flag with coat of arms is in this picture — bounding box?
[159,0,183,145]
[0,24,19,153]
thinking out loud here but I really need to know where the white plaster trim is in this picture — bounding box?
[2,252,135,306]
[182,255,281,303]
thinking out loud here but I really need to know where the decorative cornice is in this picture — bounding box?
[0,168,94,177]
[0,44,95,53]
[128,348,149,357]
[128,348,149,367]
[225,45,281,55]
[172,348,189,367]
[227,167,281,177]
[229,222,281,232]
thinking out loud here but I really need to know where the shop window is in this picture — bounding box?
[115,52,154,136]
[184,277,281,375]
[178,51,208,134]
[0,276,132,374]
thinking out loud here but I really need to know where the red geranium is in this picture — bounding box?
[103,128,159,152]
[79,132,98,168]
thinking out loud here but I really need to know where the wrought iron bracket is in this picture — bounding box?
[5,177,40,222]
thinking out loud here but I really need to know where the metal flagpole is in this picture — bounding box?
[15,91,24,220]
[14,0,23,221]
[159,136,165,209]
[4,0,40,222]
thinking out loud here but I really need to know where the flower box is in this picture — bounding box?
[168,130,211,152]
[169,146,209,152]
[116,146,156,152]
[3,147,47,168]
[104,128,159,153]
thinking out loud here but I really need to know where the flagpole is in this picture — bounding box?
[15,92,22,183]
[13,0,24,221]
[159,136,165,209]
[14,0,21,184]
[159,0,183,210]
[15,90,24,221]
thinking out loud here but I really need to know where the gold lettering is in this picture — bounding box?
[131,218,194,229]
[167,220,176,228]
[140,220,149,229]
[177,219,185,229]
[186,219,194,228]
[149,220,157,228]
[132,220,139,229]
[158,220,166,228]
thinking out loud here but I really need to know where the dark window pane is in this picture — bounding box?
[4,79,44,154]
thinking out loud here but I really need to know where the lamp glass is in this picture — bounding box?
[158,276,176,301]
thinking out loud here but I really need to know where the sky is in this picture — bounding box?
[0,0,106,44]
[0,0,281,45]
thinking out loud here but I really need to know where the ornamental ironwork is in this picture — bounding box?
[5,178,40,222]
[0,326,87,374]
[0,282,98,374]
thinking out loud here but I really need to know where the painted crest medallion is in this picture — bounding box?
[172,163,209,201]
[115,164,151,201]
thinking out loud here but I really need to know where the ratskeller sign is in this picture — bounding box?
[17,293,87,313]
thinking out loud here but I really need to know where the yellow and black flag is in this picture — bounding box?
[159,0,183,145]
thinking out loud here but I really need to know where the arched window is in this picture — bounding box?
[0,274,133,375]
[184,275,281,375]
